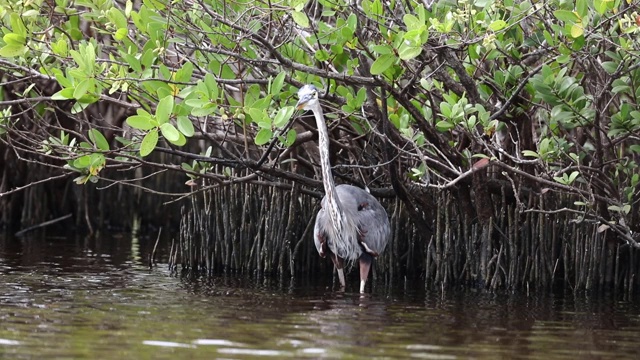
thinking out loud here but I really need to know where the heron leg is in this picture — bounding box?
[330,253,345,288]
[359,253,373,293]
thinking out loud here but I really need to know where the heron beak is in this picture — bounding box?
[295,95,312,110]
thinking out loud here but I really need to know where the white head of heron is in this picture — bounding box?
[296,85,320,111]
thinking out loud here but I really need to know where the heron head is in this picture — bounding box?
[296,85,320,111]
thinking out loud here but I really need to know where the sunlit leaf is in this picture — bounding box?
[156,95,174,124]
[73,78,91,99]
[3,33,25,46]
[126,115,155,130]
[0,44,25,57]
[51,88,75,100]
[489,20,507,31]
[73,155,92,169]
[160,123,180,142]
[177,116,195,137]
[398,45,422,60]
[255,128,272,145]
[284,129,296,147]
[570,23,584,38]
[89,129,110,151]
[370,54,396,75]
[114,28,128,40]
[291,11,309,27]
[140,129,159,157]
[270,71,286,96]
[170,132,187,146]
[274,106,294,128]
[435,120,455,132]
[553,10,580,24]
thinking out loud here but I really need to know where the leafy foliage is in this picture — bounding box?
[1,0,640,247]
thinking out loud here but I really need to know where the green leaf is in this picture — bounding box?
[398,44,422,60]
[203,73,219,100]
[315,49,330,62]
[52,69,72,88]
[114,28,128,40]
[51,38,69,56]
[0,44,25,57]
[156,95,174,124]
[284,129,296,147]
[575,0,588,18]
[370,54,397,75]
[255,128,273,145]
[71,101,91,114]
[73,78,92,99]
[291,11,309,27]
[177,116,195,137]
[123,53,142,72]
[107,7,128,29]
[607,205,622,212]
[439,102,452,118]
[489,20,507,31]
[554,10,579,24]
[175,62,194,83]
[143,0,166,10]
[9,13,27,37]
[73,155,92,169]
[160,123,180,142]
[3,33,25,46]
[403,14,422,29]
[435,120,455,132]
[89,129,110,151]
[270,71,286,96]
[371,44,393,55]
[51,88,75,100]
[22,9,38,17]
[370,0,382,16]
[568,171,579,183]
[542,30,555,47]
[570,23,584,38]
[126,115,155,130]
[140,130,159,157]
[601,61,618,74]
[553,176,566,184]
[69,49,86,70]
[274,106,295,128]
[522,150,539,158]
[170,132,187,146]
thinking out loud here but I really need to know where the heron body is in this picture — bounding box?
[296,84,390,293]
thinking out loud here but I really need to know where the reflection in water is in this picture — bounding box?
[0,234,639,359]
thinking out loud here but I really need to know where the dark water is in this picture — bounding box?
[1,235,639,359]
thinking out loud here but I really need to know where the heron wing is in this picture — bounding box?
[335,184,390,255]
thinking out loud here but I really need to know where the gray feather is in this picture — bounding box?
[314,184,390,262]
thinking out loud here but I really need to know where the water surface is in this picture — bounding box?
[1,235,639,359]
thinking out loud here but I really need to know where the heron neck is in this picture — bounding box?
[313,106,342,211]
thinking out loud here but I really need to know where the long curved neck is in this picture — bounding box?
[312,105,343,215]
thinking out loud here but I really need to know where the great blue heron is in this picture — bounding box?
[295,84,390,293]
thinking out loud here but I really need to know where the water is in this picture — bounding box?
[1,235,639,359]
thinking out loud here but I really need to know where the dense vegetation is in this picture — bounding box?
[1,0,640,291]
